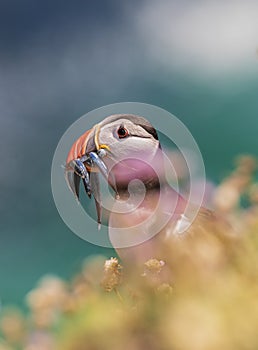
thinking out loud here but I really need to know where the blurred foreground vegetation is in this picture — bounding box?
[1,155,258,350]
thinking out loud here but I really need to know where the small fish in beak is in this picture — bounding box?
[65,126,118,228]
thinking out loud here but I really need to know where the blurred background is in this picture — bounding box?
[0,0,258,306]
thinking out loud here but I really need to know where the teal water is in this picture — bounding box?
[2,76,257,307]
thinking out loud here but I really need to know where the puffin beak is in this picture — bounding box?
[65,128,94,200]
[65,125,117,228]
[85,133,119,228]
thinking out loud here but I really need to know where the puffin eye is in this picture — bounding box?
[117,126,129,138]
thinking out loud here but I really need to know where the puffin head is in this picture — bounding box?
[65,114,163,225]
[95,114,161,192]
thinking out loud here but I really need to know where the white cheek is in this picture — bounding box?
[123,137,158,157]
[111,137,159,162]
[99,125,159,161]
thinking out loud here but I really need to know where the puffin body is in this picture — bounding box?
[65,114,230,264]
